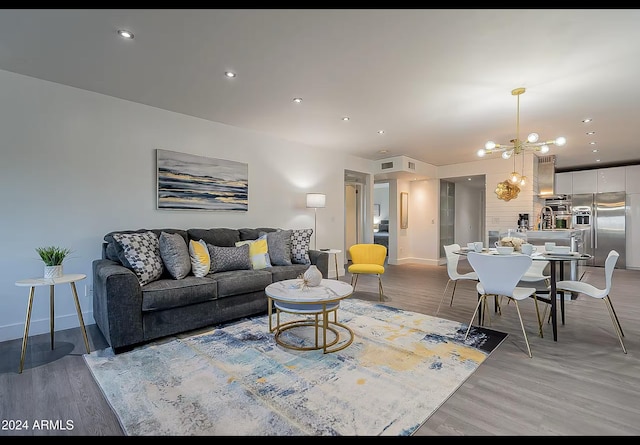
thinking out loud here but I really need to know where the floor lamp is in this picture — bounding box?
[306,193,326,249]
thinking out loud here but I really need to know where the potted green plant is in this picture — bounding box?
[36,246,72,278]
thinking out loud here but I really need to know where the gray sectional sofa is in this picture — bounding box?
[92,227,328,353]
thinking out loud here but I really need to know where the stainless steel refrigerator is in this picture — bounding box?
[571,192,626,268]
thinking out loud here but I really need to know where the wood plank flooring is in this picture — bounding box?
[2,261,639,436]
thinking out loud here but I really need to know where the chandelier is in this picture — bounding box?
[477,87,567,187]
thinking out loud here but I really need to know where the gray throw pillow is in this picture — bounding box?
[112,231,164,286]
[159,231,191,279]
[262,229,292,266]
[291,228,313,265]
[207,243,252,273]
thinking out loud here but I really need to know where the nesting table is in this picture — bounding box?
[265,278,354,353]
[15,273,90,373]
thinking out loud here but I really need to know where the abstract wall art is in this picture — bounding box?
[156,149,248,211]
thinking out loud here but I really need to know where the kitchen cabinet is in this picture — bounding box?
[627,193,640,269]
[555,172,572,195]
[597,166,626,193]
[572,170,597,194]
[626,165,640,193]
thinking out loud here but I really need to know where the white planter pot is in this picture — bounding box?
[44,265,63,279]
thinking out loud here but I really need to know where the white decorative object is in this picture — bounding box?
[302,265,323,287]
[44,265,63,279]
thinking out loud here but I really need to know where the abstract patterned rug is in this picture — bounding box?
[83,299,507,436]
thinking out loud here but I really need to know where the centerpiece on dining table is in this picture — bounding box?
[497,236,525,252]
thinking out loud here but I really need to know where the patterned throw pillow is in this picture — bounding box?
[261,229,292,266]
[208,244,252,273]
[112,231,164,286]
[159,232,191,280]
[291,228,313,265]
[235,234,272,270]
[189,239,211,277]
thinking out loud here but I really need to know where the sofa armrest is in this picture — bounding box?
[92,259,144,351]
[308,250,329,278]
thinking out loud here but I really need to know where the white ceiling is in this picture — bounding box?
[2,9,640,171]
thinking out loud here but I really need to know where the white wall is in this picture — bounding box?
[0,69,373,342]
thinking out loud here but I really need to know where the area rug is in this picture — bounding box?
[83,299,507,436]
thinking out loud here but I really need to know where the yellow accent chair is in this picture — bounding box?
[348,243,387,301]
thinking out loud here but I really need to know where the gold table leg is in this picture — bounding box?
[19,287,35,374]
[49,285,54,349]
[70,282,90,353]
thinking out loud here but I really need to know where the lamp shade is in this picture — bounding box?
[306,193,326,208]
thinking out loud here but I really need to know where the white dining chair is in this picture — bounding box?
[556,250,626,354]
[436,244,478,315]
[465,252,543,358]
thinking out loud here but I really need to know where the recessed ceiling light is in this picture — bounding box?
[589,141,597,145]
[293,98,303,103]
[342,116,350,121]
[467,178,472,181]
[377,130,385,135]
[378,149,388,154]
[225,71,236,78]
[586,131,595,135]
[593,149,599,153]
[117,29,134,39]
[582,118,592,123]
[596,159,601,162]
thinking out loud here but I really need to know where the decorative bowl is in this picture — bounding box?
[496,246,514,255]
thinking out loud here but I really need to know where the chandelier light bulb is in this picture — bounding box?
[519,176,527,187]
[540,144,550,154]
[485,141,496,150]
[527,133,539,143]
[477,148,486,157]
[502,150,512,160]
[555,136,567,146]
[509,172,521,184]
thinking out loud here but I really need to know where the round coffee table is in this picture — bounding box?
[265,278,354,353]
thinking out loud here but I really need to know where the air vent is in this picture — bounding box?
[537,155,556,197]
[408,161,416,170]
[381,162,394,170]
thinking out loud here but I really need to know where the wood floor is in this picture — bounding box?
[2,261,639,436]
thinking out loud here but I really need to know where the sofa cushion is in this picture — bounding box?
[105,229,188,265]
[159,231,191,279]
[209,269,273,298]
[235,234,272,270]
[239,227,278,241]
[262,229,292,266]
[207,243,252,273]
[111,231,164,286]
[188,228,240,247]
[141,276,217,312]
[290,228,313,265]
[269,264,314,282]
[189,239,211,277]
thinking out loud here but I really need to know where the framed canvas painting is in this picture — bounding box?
[156,149,248,211]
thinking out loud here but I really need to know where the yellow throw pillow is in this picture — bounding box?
[189,239,210,277]
[235,234,272,270]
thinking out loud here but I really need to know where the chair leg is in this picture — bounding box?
[604,297,627,354]
[532,294,544,338]
[449,281,458,307]
[436,279,453,315]
[465,295,485,340]
[512,300,533,358]
[605,295,624,337]
[351,274,359,292]
[377,275,384,302]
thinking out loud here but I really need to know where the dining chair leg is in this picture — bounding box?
[449,281,458,307]
[483,295,493,327]
[465,296,485,340]
[532,294,544,338]
[378,275,384,302]
[604,297,627,354]
[351,274,359,291]
[513,300,533,358]
[605,296,625,337]
[436,279,453,315]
